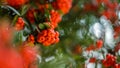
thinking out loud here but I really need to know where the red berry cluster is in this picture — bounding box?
[114,64,120,68]
[6,0,28,8]
[101,0,118,22]
[37,29,59,46]
[52,0,72,14]
[101,1,118,21]
[50,10,62,29]
[26,9,36,23]
[6,0,72,46]
[26,0,71,46]
[102,54,117,68]
[15,17,25,31]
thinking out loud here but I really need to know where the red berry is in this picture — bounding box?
[89,58,96,63]
[15,17,25,31]
[27,35,35,43]
[96,40,103,49]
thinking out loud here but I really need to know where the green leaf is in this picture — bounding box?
[39,54,75,68]
[43,23,50,28]
[39,23,45,30]
[21,5,29,16]
[13,31,24,45]
[118,0,120,3]
[45,9,50,20]
[11,15,19,26]
[5,5,21,16]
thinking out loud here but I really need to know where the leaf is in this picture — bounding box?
[39,23,45,30]
[21,5,29,16]
[5,5,21,16]
[118,0,120,3]
[13,31,25,45]
[11,15,19,26]
[39,53,76,68]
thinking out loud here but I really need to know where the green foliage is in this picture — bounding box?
[39,50,76,68]
[13,31,24,45]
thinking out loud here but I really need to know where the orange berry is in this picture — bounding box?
[15,17,25,31]
[37,36,45,43]
[27,35,35,43]
[50,38,56,44]
[41,30,48,37]
[73,45,82,54]
[96,40,103,49]
[45,36,52,43]
[55,31,59,37]
[43,41,51,46]
[55,37,59,43]
[47,30,55,37]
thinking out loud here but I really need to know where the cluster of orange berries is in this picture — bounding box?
[15,17,25,31]
[37,29,59,46]
[50,10,61,29]
[6,0,72,46]
[6,0,28,8]
[102,54,117,68]
[52,0,72,14]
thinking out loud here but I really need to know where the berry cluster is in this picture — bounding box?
[26,9,36,23]
[6,0,28,8]
[15,17,25,31]
[102,54,117,68]
[83,0,120,67]
[114,64,120,68]
[4,0,72,46]
[37,29,59,46]
[0,0,73,68]
[50,10,62,29]
[52,0,72,14]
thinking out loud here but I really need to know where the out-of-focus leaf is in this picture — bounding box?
[21,5,29,16]
[5,5,21,16]
[39,53,75,68]
[13,31,25,45]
